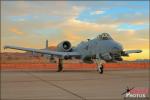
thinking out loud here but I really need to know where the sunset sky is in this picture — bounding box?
[1,1,149,60]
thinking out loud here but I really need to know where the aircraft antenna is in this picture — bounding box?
[46,40,48,49]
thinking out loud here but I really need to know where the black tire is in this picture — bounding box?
[99,65,104,74]
[57,65,63,72]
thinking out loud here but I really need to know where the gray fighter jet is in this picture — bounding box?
[4,33,142,74]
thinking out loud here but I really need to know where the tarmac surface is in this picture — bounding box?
[1,69,149,100]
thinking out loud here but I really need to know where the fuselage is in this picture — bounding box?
[74,38,123,63]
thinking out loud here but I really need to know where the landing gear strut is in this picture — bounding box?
[97,64,104,74]
[95,55,104,74]
[57,59,63,72]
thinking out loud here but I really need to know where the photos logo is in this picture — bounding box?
[121,87,149,99]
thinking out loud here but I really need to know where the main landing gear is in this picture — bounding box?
[57,59,63,72]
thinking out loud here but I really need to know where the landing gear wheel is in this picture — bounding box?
[57,59,63,72]
[97,65,104,74]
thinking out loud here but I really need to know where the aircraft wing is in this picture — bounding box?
[4,45,81,58]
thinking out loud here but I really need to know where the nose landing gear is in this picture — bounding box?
[95,55,105,74]
[97,64,104,74]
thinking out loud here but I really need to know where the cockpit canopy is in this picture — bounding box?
[97,33,113,40]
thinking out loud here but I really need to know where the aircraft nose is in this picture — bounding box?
[117,44,123,51]
[111,42,123,53]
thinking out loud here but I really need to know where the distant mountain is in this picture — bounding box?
[135,59,150,62]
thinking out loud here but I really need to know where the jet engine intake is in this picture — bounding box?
[57,41,72,52]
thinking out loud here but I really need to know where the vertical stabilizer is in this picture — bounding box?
[46,40,48,49]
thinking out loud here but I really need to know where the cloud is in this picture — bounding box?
[1,1,149,61]
[1,1,84,21]
[94,13,148,27]
[63,30,84,43]
[117,29,136,35]
[90,10,105,15]
[10,27,24,35]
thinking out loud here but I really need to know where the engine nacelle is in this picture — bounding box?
[57,41,72,52]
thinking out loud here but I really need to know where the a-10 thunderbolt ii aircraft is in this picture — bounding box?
[4,33,142,74]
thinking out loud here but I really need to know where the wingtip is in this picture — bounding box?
[140,50,142,52]
[138,50,142,53]
[3,45,9,49]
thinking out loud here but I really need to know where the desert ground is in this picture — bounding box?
[1,70,149,100]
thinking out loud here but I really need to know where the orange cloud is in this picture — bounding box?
[64,33,81,40]
[10,28,24,35]
[63,30,84,45]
